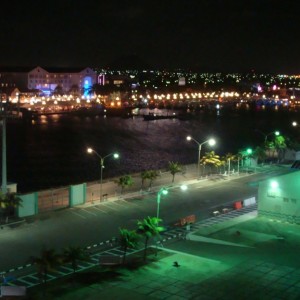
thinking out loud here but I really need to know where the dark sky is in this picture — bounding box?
[1,0,300,73]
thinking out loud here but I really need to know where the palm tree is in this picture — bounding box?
[0,192,22,222]
[119,228,140,264]
[274,135,287,162]
[115,175,134,194]
[223,153,236,175]
[30,248,62,284]
[254,146,267,164]
[141,170,160,190]
[63,246,90,273]
[200,151,222,175]
[167,161,182,183]
[136,217,164,262]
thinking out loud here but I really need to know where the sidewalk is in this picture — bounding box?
[80,163,288,208]
[26,204,300,300]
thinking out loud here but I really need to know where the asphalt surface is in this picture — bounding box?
[0,165,290,273]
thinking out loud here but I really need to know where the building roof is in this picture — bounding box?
[42,67,92,73]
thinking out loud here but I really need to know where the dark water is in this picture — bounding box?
[4,107,299,193]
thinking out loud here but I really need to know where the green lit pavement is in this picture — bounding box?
[26,206,300,299]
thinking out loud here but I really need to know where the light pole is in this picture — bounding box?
[156,185,187,219]
[186,136,216,179]
[87,148,119,201]
[256,130,280,144]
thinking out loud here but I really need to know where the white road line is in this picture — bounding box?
[108,201,128,208]
[80,208,97,216]
[69,210,86,219]
[101,204,119,211]
[92,206,109,214]
[119,199,141,206]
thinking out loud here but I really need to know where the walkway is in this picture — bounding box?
[2,204,258,289]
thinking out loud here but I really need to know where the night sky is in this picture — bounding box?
[1,0,300,73]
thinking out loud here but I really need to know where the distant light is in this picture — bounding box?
[292,121,297,127]
[247,148,253,154]
[270,181,278,188]
[180,185,188,191]
[274,131,280,136]
[162,189,168,195]
[186,136,192,141]
[208,139,216,146]
[113,153,119,159]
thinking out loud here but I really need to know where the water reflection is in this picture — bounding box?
[5,108,296,193]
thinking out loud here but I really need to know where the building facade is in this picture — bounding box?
[0,66,97,96]
[258,170,300,224]
[28,67,97,95]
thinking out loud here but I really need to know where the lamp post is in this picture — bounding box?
[156,185,187,219]
[87,148,119,201]
[186,136,216,179]
[256,130,280,144]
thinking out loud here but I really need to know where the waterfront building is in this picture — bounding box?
[0,66,97,96]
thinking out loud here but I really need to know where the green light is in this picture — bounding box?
[275,131,280,136]
[270,181,278,188]
[180,185,188,191]
[162,189,168,195]
[246,148,252,154]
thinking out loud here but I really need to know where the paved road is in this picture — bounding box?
[0,165,290,272]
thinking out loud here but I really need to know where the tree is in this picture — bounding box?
[119,228,140,264]
[53,85,64,96]
[200,151,222,174]
[274,135,287,162]
[137,217,164,262]
[223,153,236,175]
[63,246,90,273]
[30,248,62,284]
[0,192,22,221]
[167,161,182,183]
[68,84,80,97]
[141,170,159,190]
[254,146,267,164]
[115,175,134,194]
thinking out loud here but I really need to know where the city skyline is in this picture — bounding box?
[0,0,300,73]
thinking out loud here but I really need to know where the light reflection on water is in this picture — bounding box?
[5,109,294,193]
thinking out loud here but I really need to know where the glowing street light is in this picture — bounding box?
[256,130,280,144]
[87,147,119,201]
[186,136,216,179]
[156,185,187,219]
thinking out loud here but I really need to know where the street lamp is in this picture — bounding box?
[256,130,280,143]
[186,136,216,179]
[87,147,119,201]
[156,185,187,219]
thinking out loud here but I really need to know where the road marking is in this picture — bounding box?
[80,208,97,216]
[108,201,128,208]
[119,199,141,206]
[69,210,86,219]
[92,206,109,214]
[101,204,119,211]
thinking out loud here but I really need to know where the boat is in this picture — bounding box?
[143,113,178,121]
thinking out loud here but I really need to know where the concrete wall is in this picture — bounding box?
[69,183,86,207]
[18,192,38,217]
[258,170,300,223]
